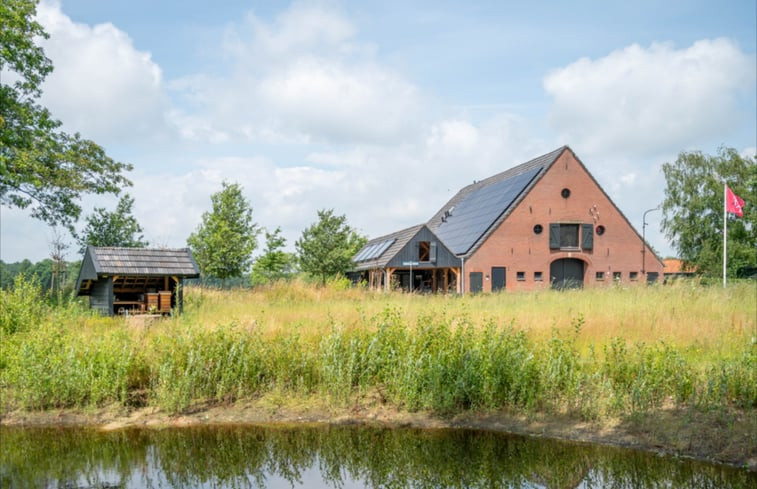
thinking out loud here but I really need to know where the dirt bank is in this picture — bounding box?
[2,395,755,471]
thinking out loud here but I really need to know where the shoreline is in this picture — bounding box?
[2,397,755,471]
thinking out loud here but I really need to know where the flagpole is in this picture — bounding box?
[723,181,727,288]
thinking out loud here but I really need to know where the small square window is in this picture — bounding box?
[596,271,604,281]
[516,271,526,281]
[613,272,621,281]
[630,271,638,281]
[534,271,543,281]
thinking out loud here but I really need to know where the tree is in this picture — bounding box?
[0,0,132,229]
[661,147,756,278]
[295,209,366,285]
[76,194,148,253]
[251,227,296,286]
[187,181,259,287]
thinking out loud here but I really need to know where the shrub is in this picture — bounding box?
[0,275,46,335]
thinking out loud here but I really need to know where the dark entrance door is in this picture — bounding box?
[550,259,584,290]
[491,267,506,292]
[469,272,483,293]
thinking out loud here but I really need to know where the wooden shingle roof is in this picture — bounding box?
[82,246,200,277]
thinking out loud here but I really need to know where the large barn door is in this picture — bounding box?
[491,267,506,292]
[550,259,584,290]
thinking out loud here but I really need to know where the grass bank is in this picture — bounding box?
[1,278,755,465]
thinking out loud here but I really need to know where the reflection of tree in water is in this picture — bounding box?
[0,426,752,489]
[527,444,592,489]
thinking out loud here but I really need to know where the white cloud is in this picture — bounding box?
[36,0,171,144]
[257,57,421,143]
[544,39,755,157]
[228,3,358,61]
[171,2,423,145]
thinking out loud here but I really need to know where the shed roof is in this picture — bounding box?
[352,224,424,271]
[80,246,200,278]
[663,259,696,274]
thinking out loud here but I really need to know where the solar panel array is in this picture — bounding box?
[434,167,541,255]
[354,238,396,262]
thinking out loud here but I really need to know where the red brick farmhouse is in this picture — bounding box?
[352,146,663,293]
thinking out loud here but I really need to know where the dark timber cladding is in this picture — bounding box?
[352,224,461,292]
[76,246,200,316]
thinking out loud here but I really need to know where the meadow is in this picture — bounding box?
[0,277,754,421]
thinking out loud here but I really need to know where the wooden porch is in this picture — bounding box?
[365,267,461,293]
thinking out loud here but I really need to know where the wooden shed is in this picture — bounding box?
[75,246,200,316]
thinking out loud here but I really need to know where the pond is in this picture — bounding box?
[0,425,753,488]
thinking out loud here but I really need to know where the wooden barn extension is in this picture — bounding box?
[352,224,461,293]
[76,246,200,316]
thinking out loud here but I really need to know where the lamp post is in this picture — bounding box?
[642,206,660,277]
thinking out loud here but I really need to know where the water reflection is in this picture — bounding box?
[0,425,752,488]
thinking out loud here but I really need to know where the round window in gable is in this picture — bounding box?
[533,224,543,234]
[561,188,571,198]
[596,225,605,236]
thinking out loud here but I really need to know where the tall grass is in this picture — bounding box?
[0,277,754,417]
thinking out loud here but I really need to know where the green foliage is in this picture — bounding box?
[0,274,46,335]
[2,321,137,409]
[0,288,754,417]
[187,181,260,285]
[76,193,148,253]
[295,209,366,285]
[661,147,756,277]
[251,227,296,286]
[0,0,132,228]
[0,258,80,291]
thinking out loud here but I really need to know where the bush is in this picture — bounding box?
[0,275,47,335]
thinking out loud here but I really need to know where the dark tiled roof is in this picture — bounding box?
[428,146,567,255]
[353,224,424,271]
[90,247,200,276]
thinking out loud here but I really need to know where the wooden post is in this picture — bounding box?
[449,268,461,294]
[385,268,395,291]
[443,269,449,293]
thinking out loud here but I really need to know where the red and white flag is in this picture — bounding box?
[725,185,745,217]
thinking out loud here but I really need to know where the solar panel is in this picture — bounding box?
[353,244,372,262]
[369,238,395,259]
[435,167,541,255]
[357,243,378,262]
[354,238,397,262]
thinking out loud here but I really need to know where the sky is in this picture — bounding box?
[1,0,755,263]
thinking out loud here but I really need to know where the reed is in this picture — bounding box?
[0,276,754,417]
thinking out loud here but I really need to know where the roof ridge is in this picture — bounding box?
[472,145,568,189]
[427,146,568,255]
[364,223,424,244]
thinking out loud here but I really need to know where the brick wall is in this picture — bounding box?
[464,150,663,292]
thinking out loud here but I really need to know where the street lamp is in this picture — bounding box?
[642,206,660,277]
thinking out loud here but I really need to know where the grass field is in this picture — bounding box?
[1,278,755,419]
